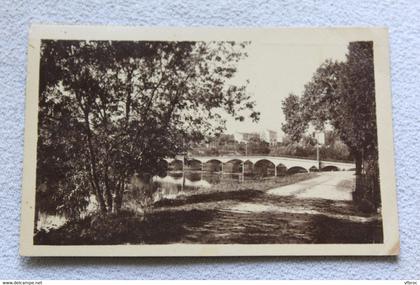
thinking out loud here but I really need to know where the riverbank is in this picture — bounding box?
[34,172,383,245]
[164,172,319,197]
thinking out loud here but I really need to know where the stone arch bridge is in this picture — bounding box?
[164,155,354,176]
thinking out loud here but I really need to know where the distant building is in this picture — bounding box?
[201,134,237,155]
[234,132,260,143]
[191,130,279,156]
[260,129,278,146]
[234,130,278,146]
[208,134,236,149]
[315,131,326,145]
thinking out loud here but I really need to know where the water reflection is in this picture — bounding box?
[37,171,245,231]
[36,194,98,232]
[36,212,67,232]
[152,171,244,201]
[156,171,245,186]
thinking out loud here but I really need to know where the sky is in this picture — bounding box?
[223,41,349,139]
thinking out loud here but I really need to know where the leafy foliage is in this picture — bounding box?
[36,40,259,216]
[281,93,307,142]
[239,137,271,155]
[281,42,378,175]
[271,132,352,161]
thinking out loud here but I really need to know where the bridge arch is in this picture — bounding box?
[309,165,319,172]
[186,158,203,170]
[225,158,243,164]
[167,158,184,171]
[224,159,244,173]
[321,165,339,172]
[203,158,223,164]
[254,159,277,177]
[287,166,309,174]
[202,159,223,172]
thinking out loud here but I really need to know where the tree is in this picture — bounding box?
[336,42,378,175]
[281,42,378,176]
[247,136,270,155]
[281,93,306,142]
[37,40,259,217]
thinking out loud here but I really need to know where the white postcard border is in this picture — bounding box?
[20,25,399,256]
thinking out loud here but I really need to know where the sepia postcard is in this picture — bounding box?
[20,25,399,256]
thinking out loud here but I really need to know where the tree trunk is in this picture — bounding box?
[114,193,123,214]
[103,165,113,213]
[90,179,107,213]
[104,189,113,213]
[113,177,125,214]
[354,152,363,175]
[80,104,107,213]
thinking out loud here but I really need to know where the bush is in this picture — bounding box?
[34,210,147,245]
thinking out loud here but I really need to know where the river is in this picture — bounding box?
[36,171,250,231]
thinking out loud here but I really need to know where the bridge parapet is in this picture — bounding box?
[164,155,354,172]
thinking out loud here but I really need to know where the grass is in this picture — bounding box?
[153,172,318,209]
[34,195,383,245]
[33,172,383,245]
[182,172,319,196]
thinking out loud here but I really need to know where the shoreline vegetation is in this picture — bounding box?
[167,172,319,195]
[34,172,383,245]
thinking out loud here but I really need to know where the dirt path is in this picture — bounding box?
[36,171,383,245]
[154,171,383,244]
[267,171,355,201]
